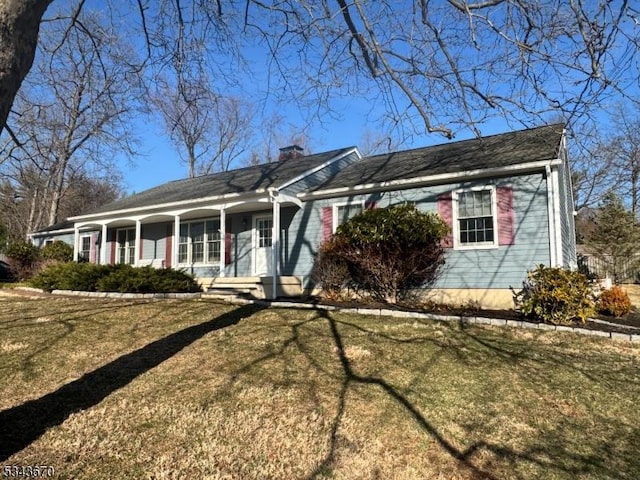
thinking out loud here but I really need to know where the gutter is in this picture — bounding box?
[297,158,563,200]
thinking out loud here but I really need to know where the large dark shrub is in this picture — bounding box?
[96,265,201,293]
[30,263,201,293]
[5,241,41,281]
[41,240,74,263]
[30,262,111,292]
[513,265,595,325]
[314,203,449,303]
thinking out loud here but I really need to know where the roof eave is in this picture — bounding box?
[68,189,268,222]
[297,158,563,200]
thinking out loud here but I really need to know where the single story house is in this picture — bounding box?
[30,124,577,308]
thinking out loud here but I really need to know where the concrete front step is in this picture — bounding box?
[201,276,303,299]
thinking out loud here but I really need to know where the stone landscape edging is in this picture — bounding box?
[10,287,640,343]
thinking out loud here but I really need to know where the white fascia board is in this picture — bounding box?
[276,148,361,192]
[297,158,562,200]
[68,190,268,222]
[30,227,76,236]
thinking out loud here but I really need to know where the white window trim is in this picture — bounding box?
[332,200,365,233]
[79,234,92,261]
[177,218,222,266]
[116,228,136,264]
[452,186,499,250]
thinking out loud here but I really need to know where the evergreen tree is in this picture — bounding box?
[586,192,640,283]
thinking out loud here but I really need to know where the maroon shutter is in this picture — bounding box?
[437,192,453,248]
[224,232,232,265]
[109,230,117,265]
[364,200,377,209]
[497,186,515,245]
[89,233,97,263]
[321,207,333,241]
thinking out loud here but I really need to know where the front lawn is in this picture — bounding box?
[0,294,638,479]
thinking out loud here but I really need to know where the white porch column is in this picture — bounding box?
[73,227,79,262]
[135,219,142,266]
[173,215,180,268]
[271,194,280,299]
[100,224,107,265]
[219,208,226,278]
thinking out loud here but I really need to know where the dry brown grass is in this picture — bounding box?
[1,293,639,479]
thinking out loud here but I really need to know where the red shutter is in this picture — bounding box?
[165,223,173,268]
[321,207,333,241]
[497,186,515,245]
[437,192,453,248]
[364,201,377,209]
[224,232,232,265]
[89,233,97,263]
[109,230,116,265]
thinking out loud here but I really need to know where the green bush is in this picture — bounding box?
[513,265,596,325]
[30,263,202,294]
[315,203,448,304]
[597,285,632,317]
[30,262,111,292]
[96,265,201,293]
[41,241,74,262]
[5,241,41,281]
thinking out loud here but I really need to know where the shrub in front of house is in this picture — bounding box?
[41,240,74,263]
[95,265,202,293]
[5,241,42,281]
[314,203,449,304]
[311,240,352,300]
[513,265,596,325]
[597,285,632,317]
[30,262,111,292]
[30,263,201,294]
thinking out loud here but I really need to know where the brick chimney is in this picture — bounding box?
[278,145,304,161]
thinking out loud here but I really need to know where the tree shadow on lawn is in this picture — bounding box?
[0,303,265,461]
[229,308,639,480]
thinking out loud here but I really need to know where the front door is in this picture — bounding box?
[253,215,273,276]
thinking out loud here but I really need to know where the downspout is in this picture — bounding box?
[545,165,559,267]
[550,166,563,267]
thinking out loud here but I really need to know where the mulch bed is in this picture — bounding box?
[284,295,640,336]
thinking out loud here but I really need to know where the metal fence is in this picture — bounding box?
[578,253,640,283]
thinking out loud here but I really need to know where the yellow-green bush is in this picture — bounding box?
[513,265,596,325]
[597,285,632,317]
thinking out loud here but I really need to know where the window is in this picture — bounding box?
[255,217,272,248]
[333,202,364,232]
[79,236,91,262]
[117,228,136,264]
[454,188,497,248]
[179,219,221,264]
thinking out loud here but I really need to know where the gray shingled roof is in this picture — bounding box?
[306,123,564,192]
[82,147,354,216]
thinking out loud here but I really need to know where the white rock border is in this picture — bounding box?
[8,287,640,342]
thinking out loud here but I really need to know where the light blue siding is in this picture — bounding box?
[284,172,551,290]
[557,153,577,268]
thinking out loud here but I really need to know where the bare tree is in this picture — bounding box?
[153,74,255,176]
[0,7,139,232]
[1,1,639,145]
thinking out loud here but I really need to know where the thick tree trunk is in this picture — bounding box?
[0,0,53,134]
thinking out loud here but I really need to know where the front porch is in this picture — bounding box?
[68,190,304,299]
